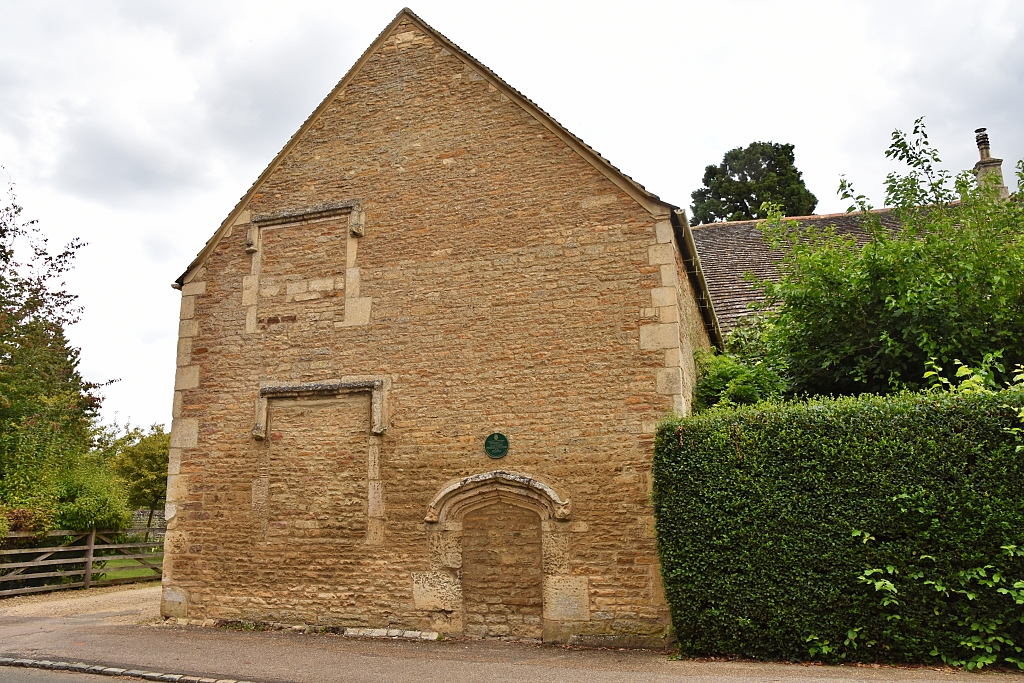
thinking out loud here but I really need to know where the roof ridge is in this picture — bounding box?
[690,206,894,230]
[175,8,673,285]
[398,8,661,203]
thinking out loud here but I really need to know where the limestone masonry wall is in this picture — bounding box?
[162,15,711,647]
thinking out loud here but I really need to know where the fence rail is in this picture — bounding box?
[0,527,165,598]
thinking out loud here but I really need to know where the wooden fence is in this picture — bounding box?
[0,527,165,598]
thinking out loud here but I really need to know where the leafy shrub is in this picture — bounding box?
[693,351,784,412]
[653,389,1024,667]
[750,120,1024,396]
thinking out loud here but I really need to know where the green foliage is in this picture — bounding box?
[111,424,169,514]
[0,176,128,532]
[751,118,1024,396]
[693,350,784,412]
[653,389,1024,665]
[690,141,818,225]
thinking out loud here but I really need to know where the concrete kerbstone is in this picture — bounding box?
[340,627,439,640]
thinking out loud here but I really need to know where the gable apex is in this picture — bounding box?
[175,8,675,287]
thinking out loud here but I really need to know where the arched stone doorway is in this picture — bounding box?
[412,471,589,641]
[462,501,542,638]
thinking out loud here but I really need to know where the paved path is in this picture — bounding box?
[0,585,1006,683]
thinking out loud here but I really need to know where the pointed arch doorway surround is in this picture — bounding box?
[412,471,590,641]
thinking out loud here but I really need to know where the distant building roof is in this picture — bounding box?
[690,209,901,335]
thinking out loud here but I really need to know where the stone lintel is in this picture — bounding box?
[252,201,359,228]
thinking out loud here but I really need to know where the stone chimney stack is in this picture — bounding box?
[974,128,1010,199]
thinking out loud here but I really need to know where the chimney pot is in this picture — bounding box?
[975,127,992,160]
[973,128,1008,199]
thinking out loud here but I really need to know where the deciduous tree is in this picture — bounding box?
[690,141,817,225]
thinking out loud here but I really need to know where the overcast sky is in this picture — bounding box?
[0,0,1021,429]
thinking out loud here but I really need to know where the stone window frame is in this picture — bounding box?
[251,378,389,440]
[242,200,371,334]
[249,377,391,546]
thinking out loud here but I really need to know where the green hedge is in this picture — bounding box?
[653,390,1024,667]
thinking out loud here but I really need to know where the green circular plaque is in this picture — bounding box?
[484,433,509,459]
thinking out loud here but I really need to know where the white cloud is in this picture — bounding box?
[0,0,1020,427]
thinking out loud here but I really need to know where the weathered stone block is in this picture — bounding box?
[178,319,198,338]
[169,418,198,449]
[647,243,675,266]
[428,531,462,569]
[367,480,384,517]
[179,296,195,320]
[175,366,200,391]
[639,323,680,350]
[650,286,676,308]
[656,367,683,395]
[161,587,188,618]
[543,576,590,621]
[181,281,206,296]
[168,448,181,476]
[411,571,462,611]
[166,474,187,502]
[242,276,258,306]
[655,220,673,244]
[658,305,679,323]
[339,297,372,326]
[542,533,571,575]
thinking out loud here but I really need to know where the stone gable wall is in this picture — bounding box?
[162,17,710,647]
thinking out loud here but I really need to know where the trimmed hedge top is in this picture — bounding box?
[653,390,1024,667]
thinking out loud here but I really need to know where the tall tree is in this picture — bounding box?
[690,142,818,225]
[111,425,169,529]
[0,175,129,534]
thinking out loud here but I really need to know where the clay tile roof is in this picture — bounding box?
[691,208,901,335]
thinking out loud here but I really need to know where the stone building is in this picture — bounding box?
[161,8,716,646]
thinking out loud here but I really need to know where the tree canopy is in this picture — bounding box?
[0,177,132,534]
[690,141,818,226]
[733,120,1024,400]
[111,424,169,524]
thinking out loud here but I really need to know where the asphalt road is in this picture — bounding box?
[0,585,1008,683]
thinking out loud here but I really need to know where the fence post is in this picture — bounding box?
[83,528,96,589]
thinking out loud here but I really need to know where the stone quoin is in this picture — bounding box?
[161,7,716,646]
